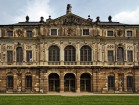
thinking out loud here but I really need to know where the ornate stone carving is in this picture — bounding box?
[117,29,124,37]
[16,29,24,37]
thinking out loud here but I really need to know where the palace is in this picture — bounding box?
[0,4,139,93]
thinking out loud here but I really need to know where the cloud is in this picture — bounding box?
[113,7,139,24]
[14,0,53,22]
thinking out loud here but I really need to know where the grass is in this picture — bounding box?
[0,95,139,105]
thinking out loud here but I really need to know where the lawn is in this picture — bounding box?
[0,95,139,105]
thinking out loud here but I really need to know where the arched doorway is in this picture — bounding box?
[64,73,75,92]
[7,75,13,91]
[108,75,115,91]
[49,73,60,92]
[80,73,91,92]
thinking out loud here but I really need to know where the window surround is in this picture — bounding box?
[107,30,114,37]
[82,29,90,36]
[126,30,132,37]
[50,28,58,36]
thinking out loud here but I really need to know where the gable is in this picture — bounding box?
[46,14,92,26]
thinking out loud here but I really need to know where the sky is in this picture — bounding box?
[0,0,139,24]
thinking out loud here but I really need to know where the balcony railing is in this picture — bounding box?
[80,61,92,65]
[48,61,60,65]
[64,61,76,65]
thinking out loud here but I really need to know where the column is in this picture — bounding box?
[60,71,64,93]
[76,42,80,65]
[60,42,64,65]
[21,73,25,92]
[13,74,17,92]
[76,72,80,93]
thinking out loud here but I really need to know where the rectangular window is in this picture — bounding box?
[108,50,114,63]
[27,31,32,37]
[127,31,132,37]
[127,51,133,62]
[51,29,58,35]
[107,31,114,36]
[83,29,89,35]
[26,51,32,62]
[7,51,13,64]
[7,31,13,37]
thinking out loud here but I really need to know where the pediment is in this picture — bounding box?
[46,14,92,26]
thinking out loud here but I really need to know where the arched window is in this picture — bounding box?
[108,75,115,91]
[80,73,91,92]
[117,47,124,62]
[16,47,23,64]
[49,73,60,92]
[48,46,60,65]
[64,73,75,92]
[64,45,76,64]
[80,45,92,65]
[7,75,13,90]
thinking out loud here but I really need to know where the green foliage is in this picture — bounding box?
[0,95,139,105]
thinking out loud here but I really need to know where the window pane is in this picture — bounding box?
[80,46,92,61]
[26,75,32,88]
[51,29,57,35]
[127,51,133,62]
[27,31,32,37]
[7,31,13,37]
[64,46,76,61]
[127,31,132,37]
[108,51,114,62]
[49,46,60,61]
[16,47,23,63]
[83,29,89,35]
[117,47,124,62]
[7,51,13,63]
[107,31,113,36]
[26,51,32,62]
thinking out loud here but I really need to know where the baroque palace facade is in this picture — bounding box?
[0,4,139,93]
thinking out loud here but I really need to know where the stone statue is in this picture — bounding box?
[66,4,72,14]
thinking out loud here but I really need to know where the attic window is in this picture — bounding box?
[83,29,89,35]
[50,29,58,36]
[7,31,13,37]
[107,31,114,37]
[127,31,132,37]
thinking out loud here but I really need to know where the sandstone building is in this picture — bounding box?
[0,4,139,93]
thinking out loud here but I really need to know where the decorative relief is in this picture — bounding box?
[127,45,133,49]
[16,29,24,37]
[117,29,124,37]
[26,45,32,50]
[7,45,13,50]
[107,45,114,49]
[66,27,76,36]
[47,14,92,26]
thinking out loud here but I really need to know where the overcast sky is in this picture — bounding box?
[0,0,139,24]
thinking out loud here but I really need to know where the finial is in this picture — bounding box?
[88,15,93,22]
[40,16,44,22]
[108,16,112,22]
[66,4,72,14]
[96,16,100,22]
[26,16,29,22]
[49,15,51,19]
